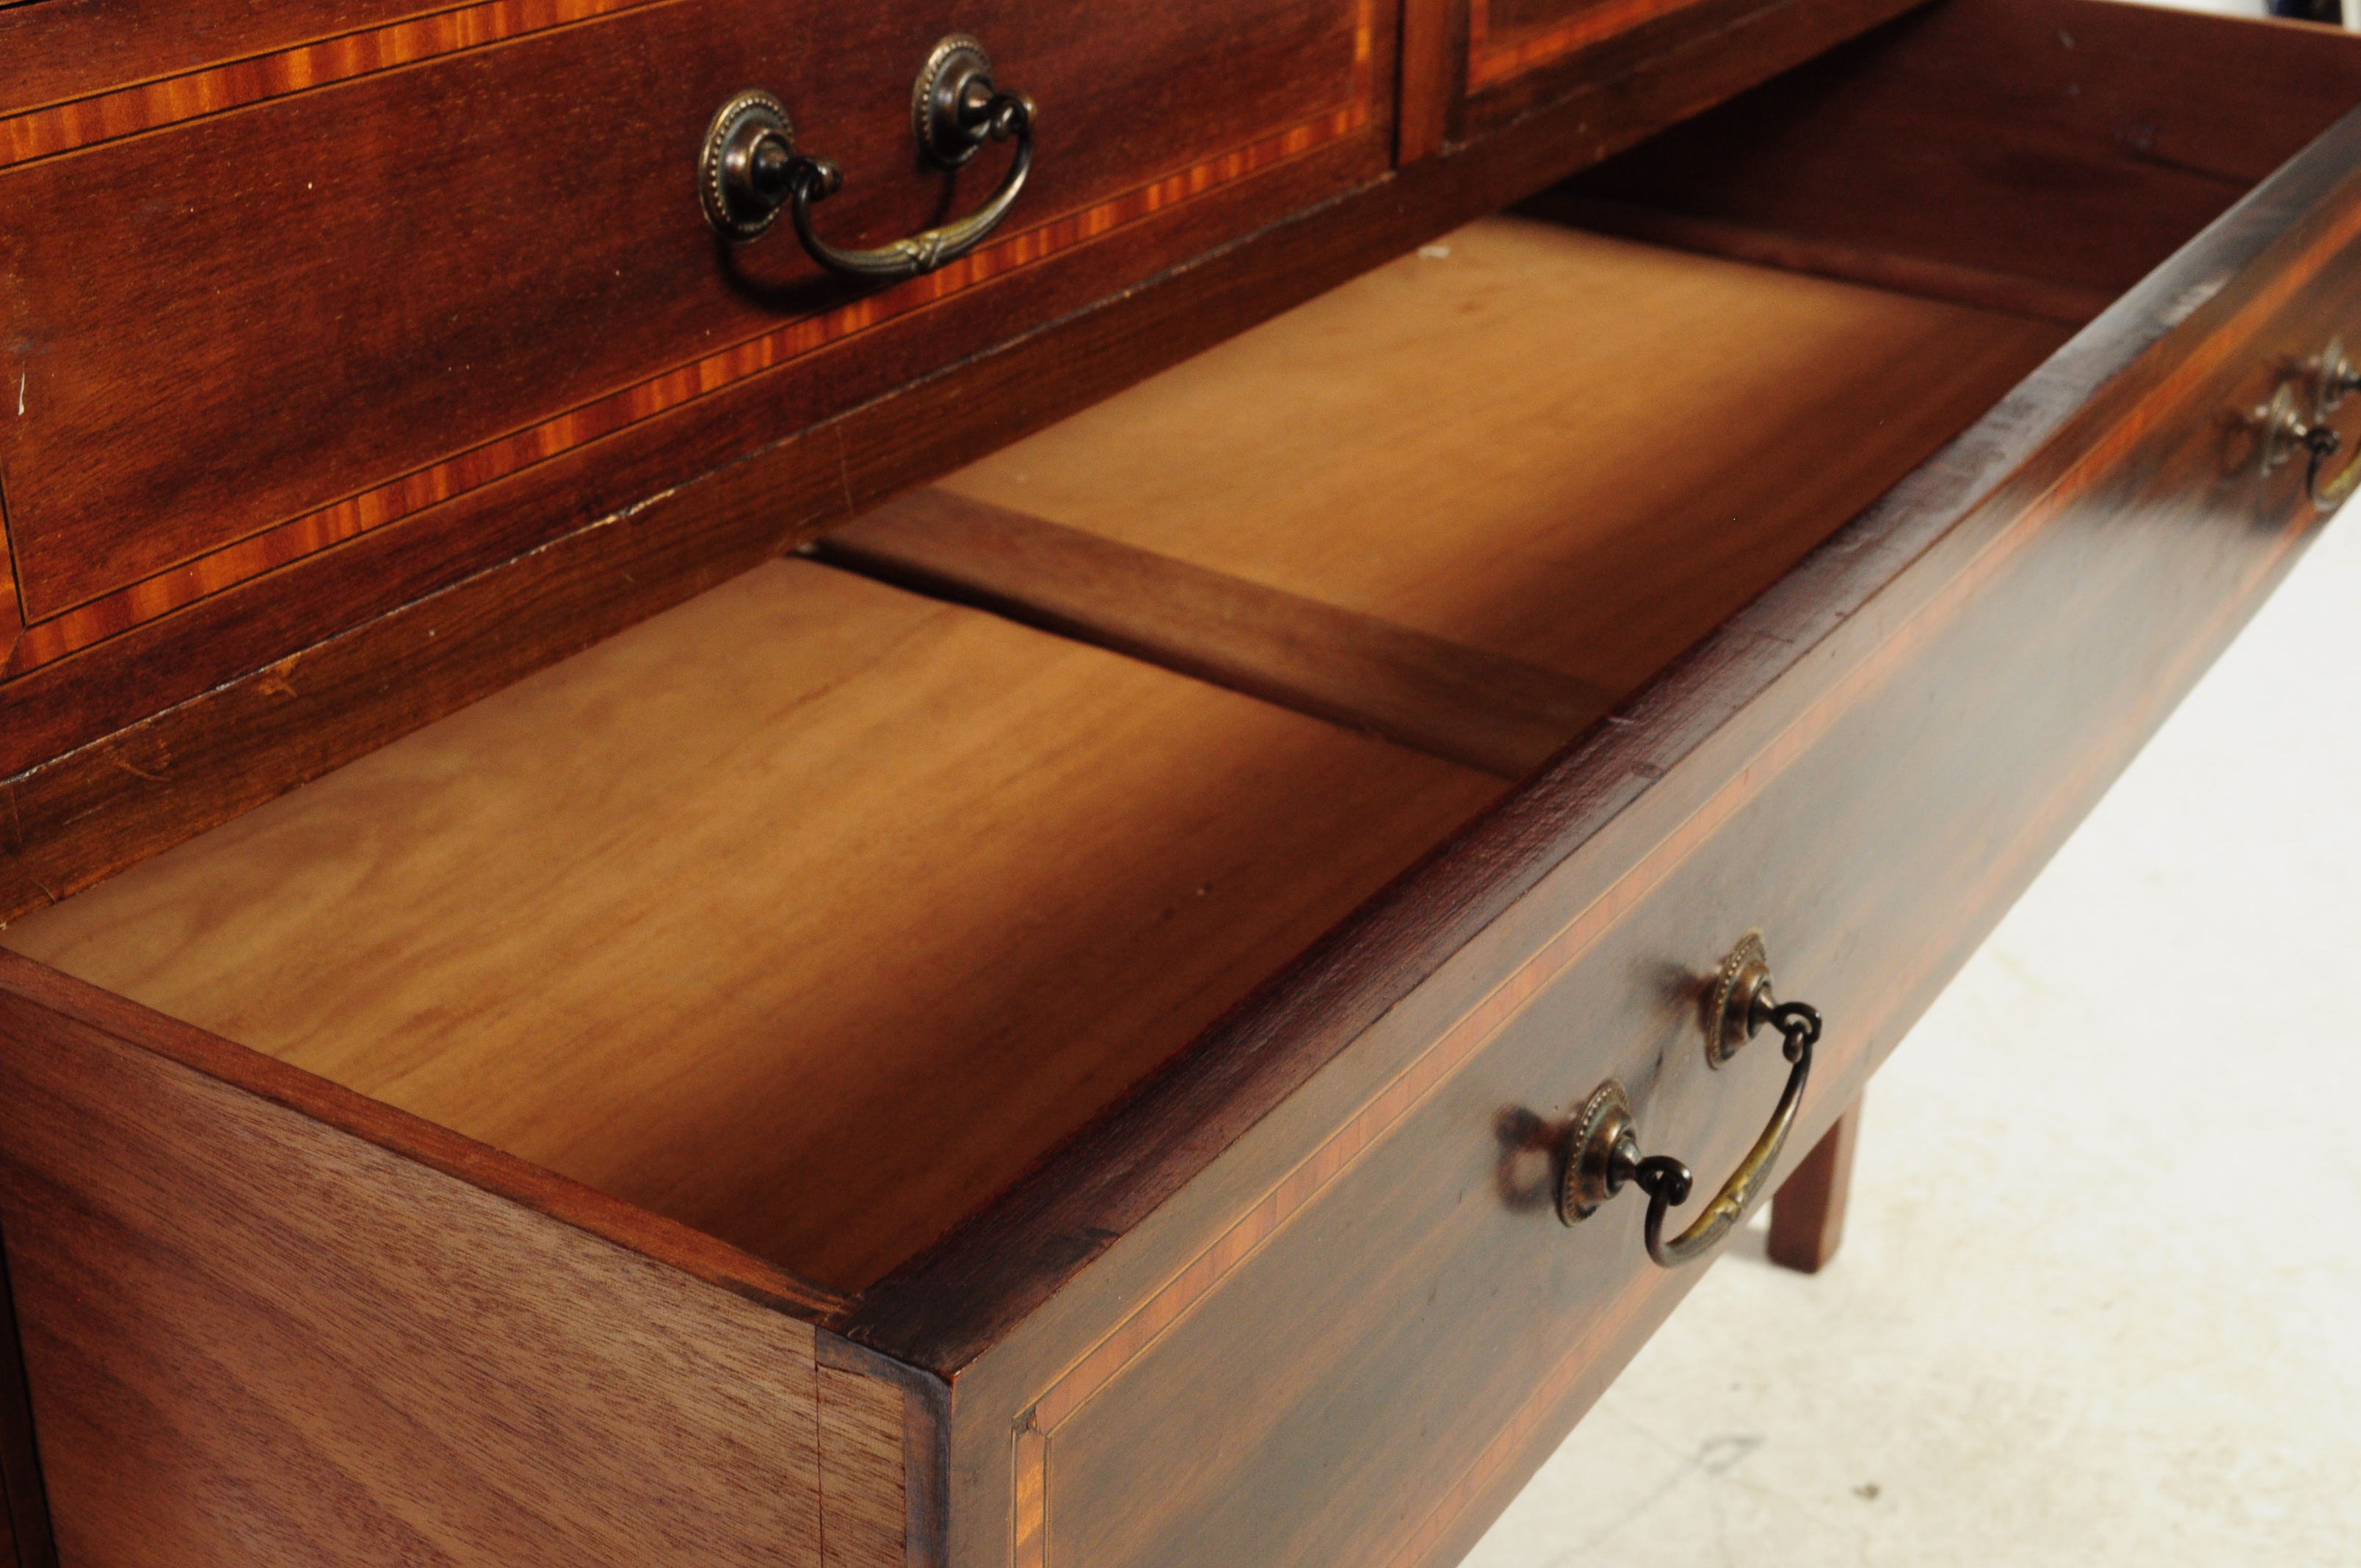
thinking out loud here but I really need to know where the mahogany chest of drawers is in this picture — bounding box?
[3,0,2359,1564]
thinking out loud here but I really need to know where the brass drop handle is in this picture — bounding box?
[2309,344,2361,511]
[2253,340,2361,512]
[1558,934,1821,1268]
[2307,432,2358,512]
[699,35,1034,281]
[2256,383,2360,512]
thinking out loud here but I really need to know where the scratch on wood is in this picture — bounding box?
[612,484,681,525]
[105,752,166,785]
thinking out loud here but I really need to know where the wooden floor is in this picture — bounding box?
[1,219,2072,1293]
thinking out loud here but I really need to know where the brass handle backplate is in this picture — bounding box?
[2252,338,2361,512]
[1559,933,1821,1268]
[699,35,1035,280]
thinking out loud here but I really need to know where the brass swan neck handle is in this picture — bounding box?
[1635,1001,1816,1267]
[699,36,1035,283]
[1559,934,1822,1269]
[780,90,1032,282]
[2250,341,2361,512]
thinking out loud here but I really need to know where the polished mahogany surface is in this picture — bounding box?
[1552,0,2361,305]
[2,2,2360,1567]
[0,0,1385,628]
[0,953,891,1568]
[0,0,1913,933]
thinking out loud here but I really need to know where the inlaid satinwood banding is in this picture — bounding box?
[2,98,1372,678]
[1467,0,1726,90]
[0,0,670,168]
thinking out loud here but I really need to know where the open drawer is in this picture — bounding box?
[5,1,2361,1564]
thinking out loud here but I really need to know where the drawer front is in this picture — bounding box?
[1467,0,1744,115]
[892,108,2361,1568]
[1400,0,1909,154]
[0,0,1388,651]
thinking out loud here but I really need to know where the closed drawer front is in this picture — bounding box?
[1400,0,1911,156]
[1461,0,1796,127]
[864,54,2361,1568]
[0,0,1388,661]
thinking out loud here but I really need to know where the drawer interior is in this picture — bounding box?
[0,214,2070,1293]
[6,561,1502,1293]
[870,217,2068,700]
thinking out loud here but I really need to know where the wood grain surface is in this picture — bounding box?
[1768,1095,1860,1273]
[0,0,1381,625]
[814,488,1611,780]
[1,0,668,158]
[1536,192,2118,323]
[1470,0,1718,90]
[1555,0,2361,304]
[0,949,842,1317]
[0,8,2348,1567]
[0,214,2057,1297]
[0,0,499,117]
[845,69,2361,1568]
[819,1365,906,1568]
[1,563,1500,1294]
[941,216,2067,697]
[0,962,852,1568]
[1397,0,1462,164]
[0,1219,51,1568]
[821,1333,952,1568]
[0,0,1912,915]
[1448,0,1903,144]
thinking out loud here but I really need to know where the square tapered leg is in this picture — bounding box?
[1769,1097,1862,1274]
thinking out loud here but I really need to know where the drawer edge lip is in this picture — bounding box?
[0,948,850,1324]
[819,1329,955,1568]
[842,99,2361,1377]
[0,1217,54,1568]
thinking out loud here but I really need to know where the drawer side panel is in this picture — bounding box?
[0,969,833,1568]
[1553,0,2361,308]
[0,1230,51,1568]
[820,1365,907,1568]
